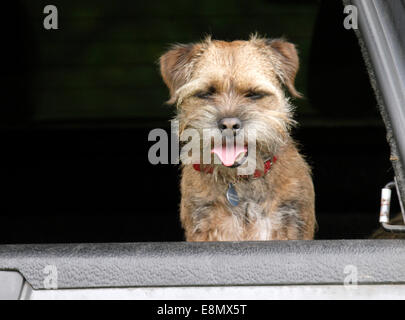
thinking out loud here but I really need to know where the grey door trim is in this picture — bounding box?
[0,271,25,300]
[21,284,405,300]
[1,241,405,290]
[349,0,405,205]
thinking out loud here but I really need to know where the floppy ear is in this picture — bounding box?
[266,39,302,98]
[159,43,198,103]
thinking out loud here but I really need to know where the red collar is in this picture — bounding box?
[192,156,277,179]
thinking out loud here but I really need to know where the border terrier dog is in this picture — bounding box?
[159,35,315,241]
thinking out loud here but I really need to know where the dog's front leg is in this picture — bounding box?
[180,196,245,241]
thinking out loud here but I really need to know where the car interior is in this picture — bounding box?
[0,0,400,246]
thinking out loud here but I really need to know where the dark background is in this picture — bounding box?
[0,0,394,243]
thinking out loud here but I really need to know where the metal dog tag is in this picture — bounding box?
[226,183,239,206]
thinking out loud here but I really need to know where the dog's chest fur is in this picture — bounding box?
[180,149,314,242]
[182,175,286,241]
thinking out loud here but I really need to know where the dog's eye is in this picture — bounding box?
[195,87,216,99]
[245,91,267,100]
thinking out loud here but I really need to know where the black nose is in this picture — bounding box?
[218,117,242,134]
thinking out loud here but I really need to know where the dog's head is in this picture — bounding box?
[159,35,301,177]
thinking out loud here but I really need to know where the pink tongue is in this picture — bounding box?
[211,144,247,167]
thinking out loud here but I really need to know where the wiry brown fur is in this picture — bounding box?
[159,35,316,241]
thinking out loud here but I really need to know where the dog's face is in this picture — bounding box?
[159,36,300,176]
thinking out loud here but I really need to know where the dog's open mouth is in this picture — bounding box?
[211,142,248,168]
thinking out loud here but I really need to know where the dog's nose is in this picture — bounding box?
[218,118,242,134]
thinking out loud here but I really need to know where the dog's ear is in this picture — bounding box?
[159,43,199,103]
[266,39,302,98]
